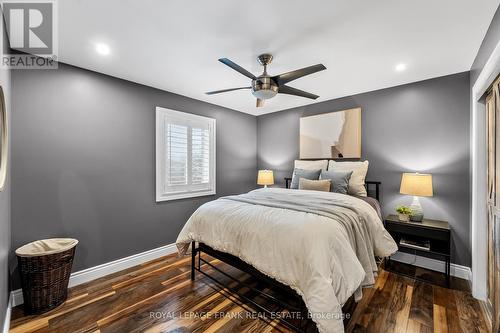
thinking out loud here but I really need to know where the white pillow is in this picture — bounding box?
[294,160,328,171]
[328,160,369,196]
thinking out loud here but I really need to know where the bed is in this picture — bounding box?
[176,161,397,333]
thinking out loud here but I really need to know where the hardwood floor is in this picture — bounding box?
[10,253,488,333]
[346,261,488,333]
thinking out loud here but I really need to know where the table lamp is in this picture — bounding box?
[257,170,274,188]
[399,172,433,222]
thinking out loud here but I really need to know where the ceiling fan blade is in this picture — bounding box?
[273,64,326,85]
[278,85,319,100]
[218,58,256,80]
[256,99,264,107]
[205,87,251,95]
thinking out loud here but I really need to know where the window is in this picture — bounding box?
[156,107,216,201]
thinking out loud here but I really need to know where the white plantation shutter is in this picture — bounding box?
[191,127,210,185]
[166,123,188,186]
[156,107,216,201]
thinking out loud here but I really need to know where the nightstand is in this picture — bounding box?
[384,214,451,287]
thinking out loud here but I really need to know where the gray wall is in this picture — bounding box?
[0,60,10,330]
[258,72,471,266]
[11,63,257,287]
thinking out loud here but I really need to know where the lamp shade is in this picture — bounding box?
[400,173,433,197]
[257,170,274,186]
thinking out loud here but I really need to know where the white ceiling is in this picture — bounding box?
[58,0,499,115]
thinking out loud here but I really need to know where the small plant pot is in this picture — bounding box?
[398,213,410,222]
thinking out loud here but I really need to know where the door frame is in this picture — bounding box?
[472,40,500,301]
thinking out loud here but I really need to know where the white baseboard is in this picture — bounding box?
[11,242,178,307]
[390,251,472,281]
[2,294,12,333]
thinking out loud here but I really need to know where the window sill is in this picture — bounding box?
[156,189,216,202]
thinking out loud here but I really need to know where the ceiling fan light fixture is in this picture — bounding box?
[252,88,278,99]
[251,76,278,99]
[206,54,326,107]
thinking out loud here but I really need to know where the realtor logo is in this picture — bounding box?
[1,0,58,69]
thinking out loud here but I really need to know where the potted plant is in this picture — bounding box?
[396,206,412,222]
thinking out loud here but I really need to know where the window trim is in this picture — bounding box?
[155,107,216,202]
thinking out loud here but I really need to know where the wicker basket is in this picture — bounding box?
[16,239,78,314]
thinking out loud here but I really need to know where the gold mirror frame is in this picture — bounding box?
[0,87,7,191]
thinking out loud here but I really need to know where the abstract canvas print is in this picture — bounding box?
[300,107,361,159]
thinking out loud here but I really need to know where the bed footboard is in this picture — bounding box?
[190,241,355,332]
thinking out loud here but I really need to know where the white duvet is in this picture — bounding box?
[176,188,397,333]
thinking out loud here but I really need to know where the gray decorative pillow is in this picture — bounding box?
[290,168,321,189]
[320,170,353,194]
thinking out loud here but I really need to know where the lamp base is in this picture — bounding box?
[409,196,424,222]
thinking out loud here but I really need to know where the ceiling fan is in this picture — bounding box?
[206,54,326,107]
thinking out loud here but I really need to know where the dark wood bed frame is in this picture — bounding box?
[191,160,381,332]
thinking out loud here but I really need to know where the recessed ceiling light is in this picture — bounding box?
[395,63,407,72]
[95,43,110,56]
